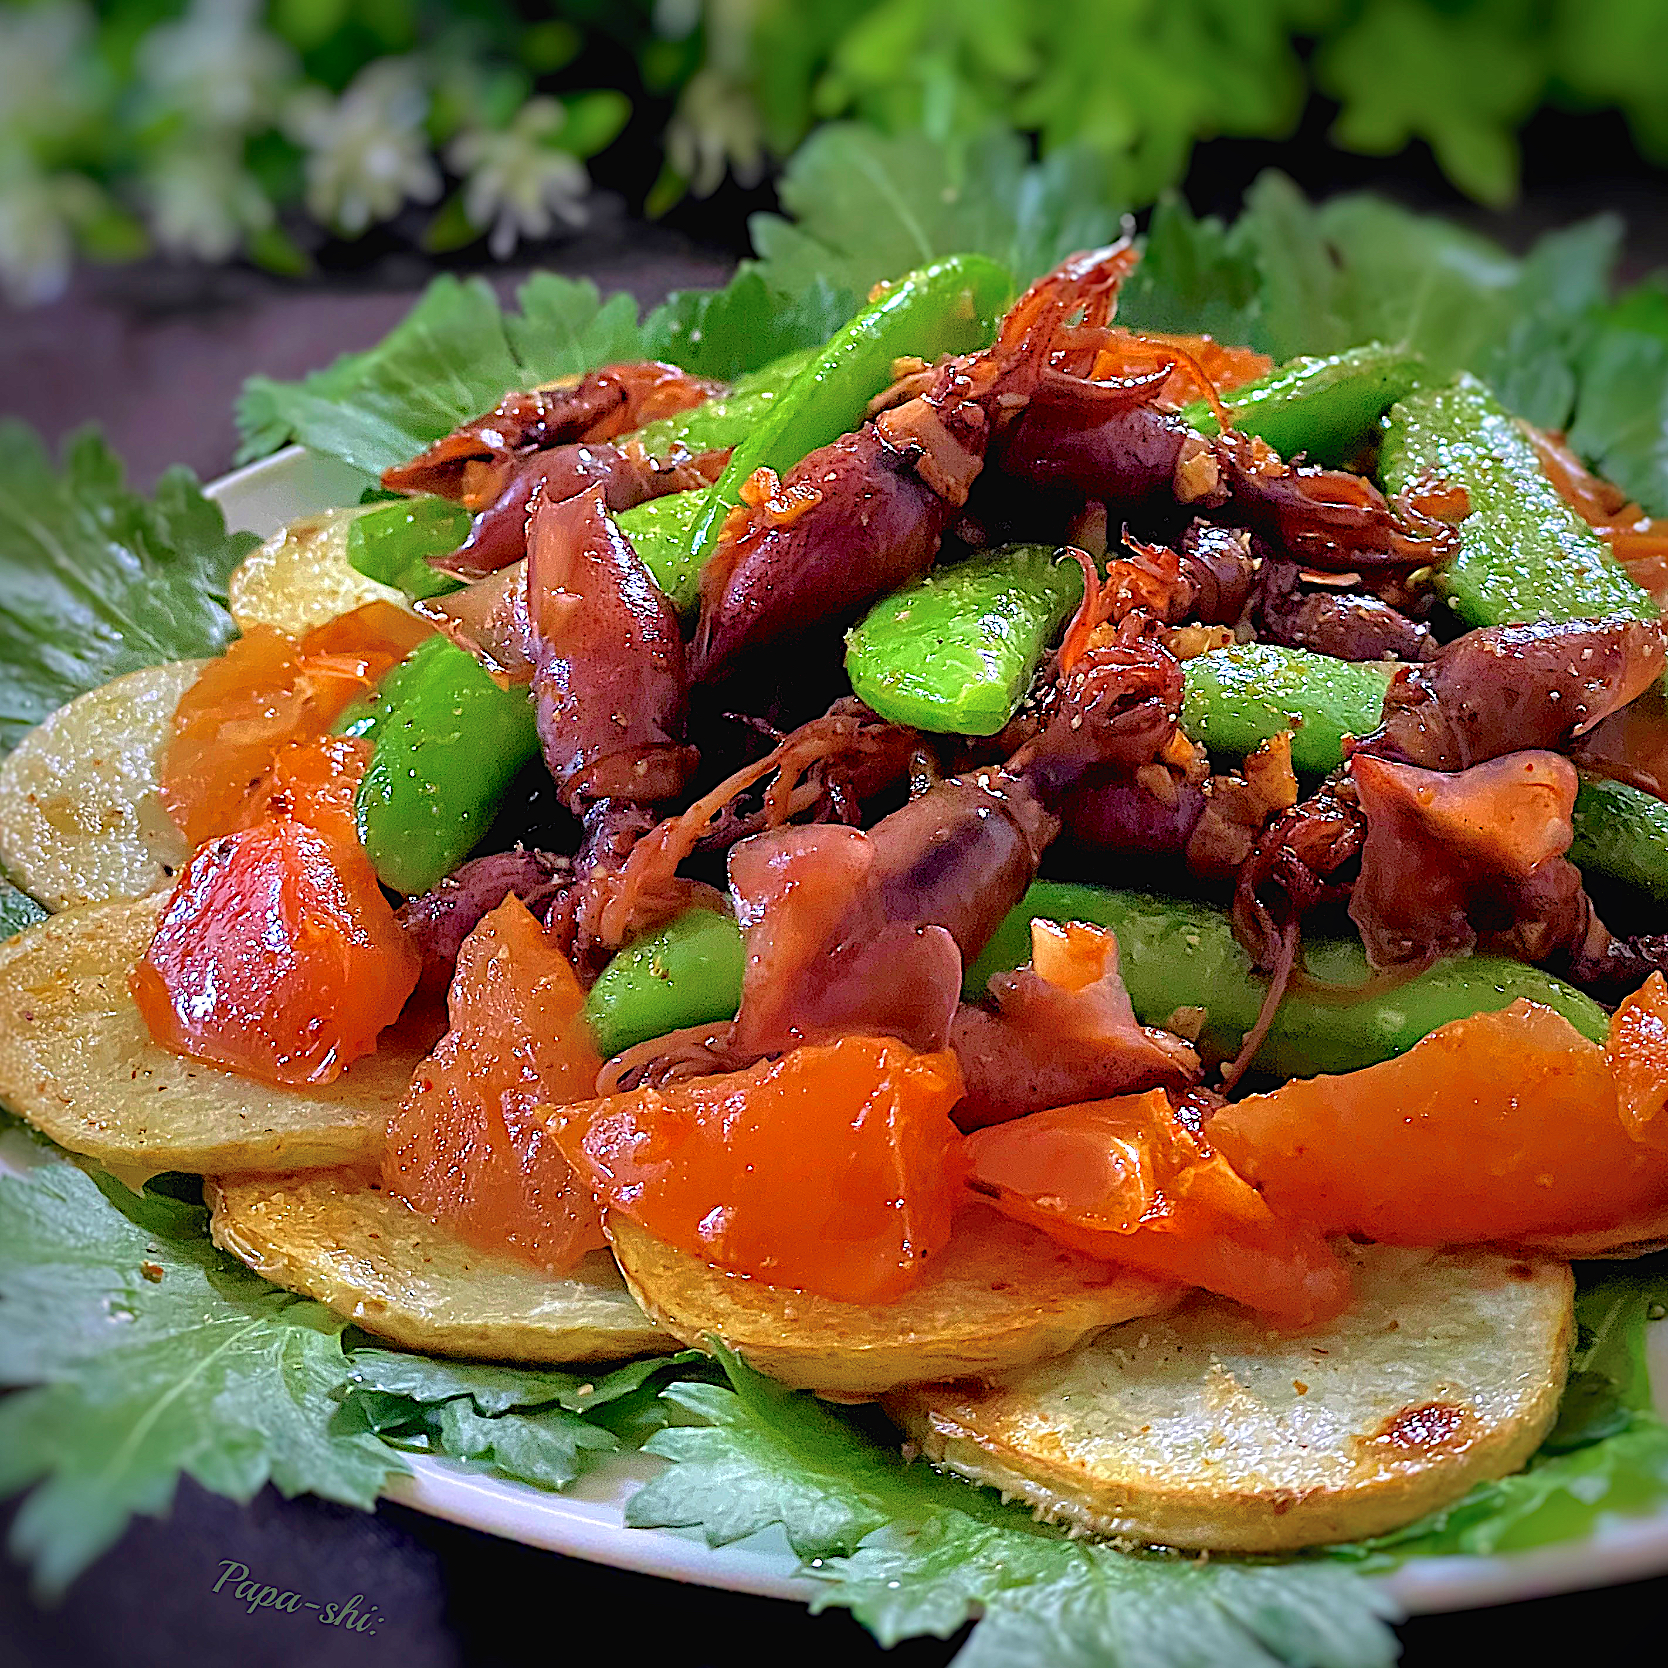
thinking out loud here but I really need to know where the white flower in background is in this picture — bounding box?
[286,59,440,236]
[144,141,273,262]
[0,149,101,306]
[0,0,99,145]
[666,65,765,195]
[448,97,590,258]
[661,0,766,194]
[136,0,294,133]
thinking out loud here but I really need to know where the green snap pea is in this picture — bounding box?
[346,497,469,600]
[0,878,45,942]
[629,349,819,462]
[963,882,1607,1076]
[1571,775,1668,905]
[1181,343,1425,468]
[684,254,1015,582]
[613,490,709,615]
[583,907,746,1059]
[844,545,1084,736]
[1379,374,1659,631]
[1180,644,1395,774]
[355,636,538,896]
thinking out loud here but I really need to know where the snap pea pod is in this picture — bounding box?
[1181,643,1668,903]
[1179,644,1395,774]
[684,254,1015,582]
[0,878,45,941]
[844,545,1083,735]
[346,497,469,600]
[964,882,1607,1076]
[612,490,709,615]
[1180,343,1425,468]
[1379,374,1659,630]
[1570,775,1668,905]
[629,348,819,462]
[355,636,538,896]
[584,907,746,1059]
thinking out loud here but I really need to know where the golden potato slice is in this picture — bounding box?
[0,661,202,911]
[228,505,404,636]
[888,1243,1572,1552]
[608,1208,1181,1398]
[210,1170,665,1364]
[0,895,430,1186]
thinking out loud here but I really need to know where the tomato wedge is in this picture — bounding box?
[384,897,606,1273]
[162,603,430,845]
[550,1037,967,1304]
[131,819,419,1086]
[237,734,371,849]
[1610,972,1668,1147]
[965,1089,1350,1327]
[1211,998,1668,1245]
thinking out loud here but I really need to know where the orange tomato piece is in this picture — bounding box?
[131,819,420,1086]
[965,1090,1350,1327]
[550,1038,967,1304]
[1211,1000,1668,1245]
[162,604,431,846]
[296,599,434,670]
[1610,972,1668,1147]
[384,897,606,1274]
[237,734,371,848]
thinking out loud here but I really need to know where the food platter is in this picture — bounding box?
[41,438,1624,1622]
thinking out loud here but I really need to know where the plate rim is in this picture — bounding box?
[182,446,1668,1618]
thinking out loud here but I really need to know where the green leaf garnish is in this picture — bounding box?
[0,423,257,756]
[0,1154,403,1600]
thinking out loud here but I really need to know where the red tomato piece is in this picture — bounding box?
[1611,972,1668,1147]
[237,734,371,849]
[551,1037,967,1304]
[131,819,419,1086]
[383,897,606,1274]
[1211,1000,1668,1246]
[965,1089,1351,1328]
[161,604,432,846]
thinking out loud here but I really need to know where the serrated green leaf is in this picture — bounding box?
[1570,279,1668,518]
[233,274,652,475]
[344,1344,707,1415]
[0,423,256,755]
[429,1398,618,1490]
[0,1158,402,1599]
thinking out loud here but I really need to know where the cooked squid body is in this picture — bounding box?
[608,1207,1182,1397]
[0,660,202,910]
[209,1170,665,1364]
[0,896,427,1186]
[887,1243,1572,1552]
[228,504,403,636]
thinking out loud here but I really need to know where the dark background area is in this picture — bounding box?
[3,91,1667,1668]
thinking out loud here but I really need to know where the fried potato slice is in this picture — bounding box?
[209,1170,665,1364]
[608,1207,1181,1398]
[0,895,430,1186]
[228,506,404,636]
[0,661,202,911]
[887,1243,1572,1552]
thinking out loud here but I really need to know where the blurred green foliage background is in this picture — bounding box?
[3,0,1666,304]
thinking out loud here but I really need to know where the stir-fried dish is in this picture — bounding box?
[12,239,1668,1556]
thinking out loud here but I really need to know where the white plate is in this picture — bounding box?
[36,442,1664,1619]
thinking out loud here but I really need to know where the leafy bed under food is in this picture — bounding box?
[9,119,1668,1666]
[4,1117,1668,1667]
